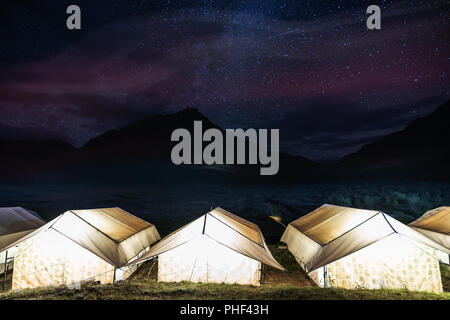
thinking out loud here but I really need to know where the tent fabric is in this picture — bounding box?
[409,207,450,264]
[132,215,206,260]
[307,233,443,292]
[5,208,161,268]
[209,208,263,245]
[128,207,285,271]
[309,213,450,272]
[70,208,151,242]
[305,213,395,272]
[127,207,285,285]
[409,207,450,235]
[1,216,61,253]
[385,214,449,253]
[279,225,321,271]
[12,228,116,289]
[0,207,45,253]
[204,213,284,270]
[290,204,379,245]
[282,204,450,272]
[10,207,160,290]
[409,227,450,254]
[409,207,450,248]
[281,204,447,292]
[158,236,261,285]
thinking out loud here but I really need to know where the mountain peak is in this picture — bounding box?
[80,107,218,154]
[168,107,212,123]
[178,106,201,115]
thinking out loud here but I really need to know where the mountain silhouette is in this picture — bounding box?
[0,108,322,183]
[76,107,322,182]
[338,100,450,179]
[3,101,448,183]
[79,107,215,161]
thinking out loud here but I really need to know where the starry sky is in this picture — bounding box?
[0,0,448,161]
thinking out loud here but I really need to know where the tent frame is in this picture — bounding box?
[1,250,13,291]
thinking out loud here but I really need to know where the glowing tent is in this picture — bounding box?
[409,207,450,264]
[6,207,160,290]
[0,207,45,277]
[281,204,449,292]
[128,207,285,286]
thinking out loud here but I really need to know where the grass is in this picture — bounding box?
[1,245,449,300]
[2,278,450,300]
[441,264,450,292]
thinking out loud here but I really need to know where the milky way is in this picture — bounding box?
[0,1,448,161]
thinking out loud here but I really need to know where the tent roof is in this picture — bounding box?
[283,204,450,272]
[0,207,44,236]
[408,207,450,250]
[127,207,286,271]
[290,204,379,245]
[0,207,45,252]
[70,208,152,242]
[2,207,160,267]
[209,207,263,246]
[409,207,450,235]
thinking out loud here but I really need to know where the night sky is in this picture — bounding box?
[0,1,448,161]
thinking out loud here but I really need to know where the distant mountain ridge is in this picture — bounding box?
[1,101,449,182]
[0,108,322,182]
[79,107,216,160]
[338,100,450,179]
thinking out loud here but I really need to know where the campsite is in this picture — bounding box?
[0,0,449,310]
[0,182,449,300]
[1,244,449,300]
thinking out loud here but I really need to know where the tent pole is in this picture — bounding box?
[323,265,327,288]
[259,262,262,286]
[2,250,8,291]
[202,214,207,234]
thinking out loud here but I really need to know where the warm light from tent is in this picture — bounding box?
[158,235,261,285]
[269,216,286,228]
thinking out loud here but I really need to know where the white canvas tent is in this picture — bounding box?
[409,207,450,264]
[281,204,449,292]
[0,207,45,278]
[128,207,285,286]
[5,207,160,290]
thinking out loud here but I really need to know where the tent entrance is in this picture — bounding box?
[158,235,261,286]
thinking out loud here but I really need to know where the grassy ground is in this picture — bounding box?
[2,278,450,300]
[440,263,450,292]
[1,245,449,300]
